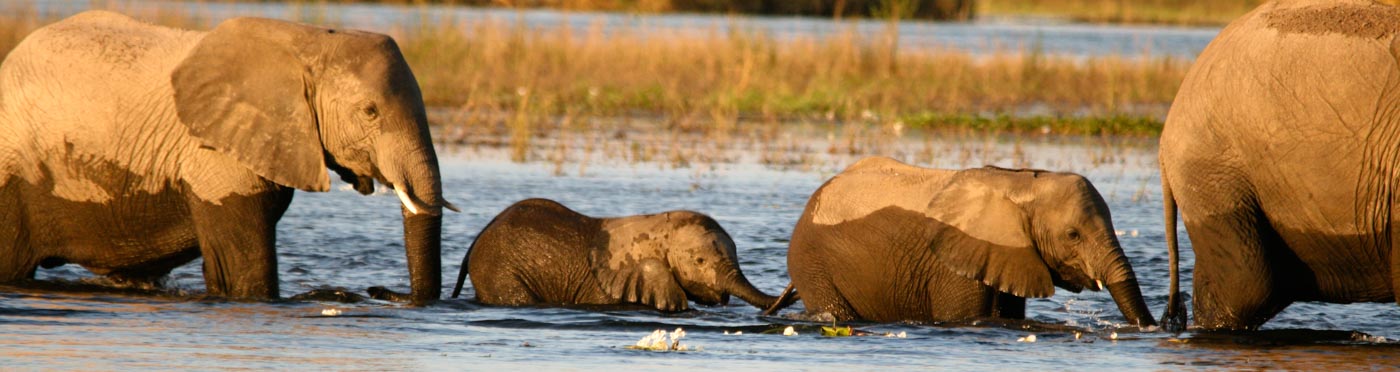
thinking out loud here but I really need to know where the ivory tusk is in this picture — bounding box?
[443,200,461,213]
[395,185,421,215]
[1096,280,1105,291]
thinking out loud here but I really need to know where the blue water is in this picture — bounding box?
[3,126,1398,369]
[3,2,1398,369]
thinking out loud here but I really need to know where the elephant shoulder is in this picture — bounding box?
[807,157,951,226]
[15,10,198,70]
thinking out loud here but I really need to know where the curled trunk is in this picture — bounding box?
[725,271,781,310]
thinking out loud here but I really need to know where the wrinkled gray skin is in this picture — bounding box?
[766,157,1155,327]
[452,199,784,312]
[0,11,449,304]
[1161,0,1400,331]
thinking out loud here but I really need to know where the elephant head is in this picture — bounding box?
[170,18,451,304]
[931,166,1156,327]
[593,211,780,311]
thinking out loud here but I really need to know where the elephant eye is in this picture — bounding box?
[1065,229,1081,242]
[357,102,379,121]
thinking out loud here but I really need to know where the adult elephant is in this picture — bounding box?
[1160,0,1400,330]
[452,199,785,312]
[0,11,451,304]
[764,157,1155,327]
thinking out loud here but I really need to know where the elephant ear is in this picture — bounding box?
[590,251,689,312]
[171,18,330,192]
[928,180,1054,298]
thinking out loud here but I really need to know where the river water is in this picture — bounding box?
[24,0,1218,59]
[3,126,1399,369]
[4,1,1399,369]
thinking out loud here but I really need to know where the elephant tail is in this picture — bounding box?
[760,282,799,316]
[450,235,476,299]
[1161,173,1187,332]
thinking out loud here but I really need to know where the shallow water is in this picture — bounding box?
[26,0,1218,59]
[4,130,1399,369]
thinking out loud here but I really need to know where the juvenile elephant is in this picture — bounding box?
[451,199,783,312]
[0,11,452,303]
[1160,0,1400,330]
[764,157,1155,326]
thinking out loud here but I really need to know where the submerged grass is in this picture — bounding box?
[902,113,1162,136]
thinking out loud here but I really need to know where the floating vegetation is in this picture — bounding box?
[821,325,853,337]
[320,308,343,316]
[627,328,693,352]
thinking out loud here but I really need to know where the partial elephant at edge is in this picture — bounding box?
[1160,0,1400,331]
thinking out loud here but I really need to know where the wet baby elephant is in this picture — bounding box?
[765,157,1156,327]
[452,199,786,312]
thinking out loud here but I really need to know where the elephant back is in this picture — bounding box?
[466,199,604,303]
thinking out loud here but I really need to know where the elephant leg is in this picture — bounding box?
[797,274,858,321]
[927,275,999,322]
[1392,218,1400,305]
[0,181,37,282]
[186,186,294,300]
[1184,204,1293,330]
[473,271,542,306]
[106,248,202,288]
[990,292,1025,320]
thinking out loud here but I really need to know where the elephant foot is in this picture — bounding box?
[367,286,416,303]
[290,287,368,303]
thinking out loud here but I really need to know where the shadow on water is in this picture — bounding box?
[1153,330,1400,369]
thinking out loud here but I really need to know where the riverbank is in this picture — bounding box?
[1,1,1189,139]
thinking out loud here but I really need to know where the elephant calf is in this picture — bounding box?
[765,157,1156,327]
[452,199,783,312]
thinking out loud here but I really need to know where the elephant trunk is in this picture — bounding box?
[1100,246,1156,328]
[403,209,442,305]
[724,271,781,310]
[378,122,449,305]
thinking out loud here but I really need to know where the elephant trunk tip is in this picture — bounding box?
[1105,279,1156,329]
[760,283,799,316]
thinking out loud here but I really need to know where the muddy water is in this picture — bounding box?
[3,127,1399,369]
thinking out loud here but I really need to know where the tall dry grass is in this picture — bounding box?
[396,17,1188,127]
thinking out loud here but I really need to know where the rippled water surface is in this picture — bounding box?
[4,131,1399,370]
